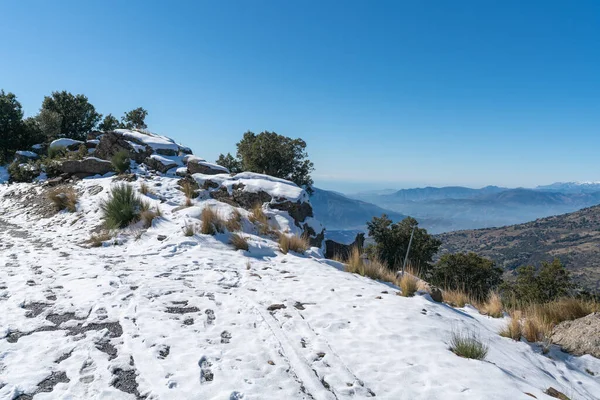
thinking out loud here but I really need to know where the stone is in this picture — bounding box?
[428,286,443,302]
[267,304,286,311]
[544,387,570,400]
[144,156,178,174]
[61,158,114,179]
[325,233,365,259]
[187,159,229,175]
[94,131,152,163]
[551,312,600,358]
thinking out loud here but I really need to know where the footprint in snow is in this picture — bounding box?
[198,356,214,383]
[230,391,244,399]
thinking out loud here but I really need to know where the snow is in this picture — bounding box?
[193,172,308,203]
[31,144,44,150]
[15,151,38,158]
[0,166,8,183]
[125,140,147,153]
[0,174,599,400]
[49,138,83,149]
[183,155,206,163]
[114,129,180,153]
[150,154,178,166]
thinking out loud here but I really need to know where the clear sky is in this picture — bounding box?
[1,0,599,192]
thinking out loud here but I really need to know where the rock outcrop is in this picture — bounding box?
[325,233,365,259]
[61,157,114,179]
[144,155,178,174]
[551,312,600,358]
[94,131,152,163]
[187,158,229,175]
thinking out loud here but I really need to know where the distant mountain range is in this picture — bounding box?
[535,182,600,193]
[437,204,600,293]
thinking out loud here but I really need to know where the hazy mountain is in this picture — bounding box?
[536,181,600,193]
[438,204,600,293]
[383,185,506,202]
[310,187,407,230]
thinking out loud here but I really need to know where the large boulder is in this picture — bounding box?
[49,138,84,151]
[325,233,365,259]
[194,172,325,247]
[94,130,152,163]
[61,157,114,179]
[144,155,178,174]
[187,158,229,175]
[551,313,600,358]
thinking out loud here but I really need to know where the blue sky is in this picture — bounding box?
[1,0,599,193]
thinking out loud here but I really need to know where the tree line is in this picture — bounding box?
[0,89,147,163]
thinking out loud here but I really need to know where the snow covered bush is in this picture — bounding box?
[111,150,130,174]
[47,186,78,212]
[7,161,38,183]
[100,184,146,229]
[449,329,488,360]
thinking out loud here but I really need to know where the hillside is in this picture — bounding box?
[310,187,407,230]
[438,205,600,292]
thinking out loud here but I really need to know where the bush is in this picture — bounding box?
[99,114,120,131]
[47,186,78,212]
[111,150,130,174]
[279,233,309,254]
[343,250,398,283]
[431,252,503,301]
[8,161,38,183]
[398,273,418,297]
[449,329,488,360]
[479,291,504,318]
[40,91,101,140]
[200,207,224,235]
[0,90,42,162]
[42,159,63,178]
[366,215,440,273]
[100,184,144,229]
[121,107,148,130]
[220,131,314,193]
[47,146,67,159]
[225,209,242,232]
[183,223,195,237]
[230,233,249,251]
[249,203,272,235]
[502,259,574,304]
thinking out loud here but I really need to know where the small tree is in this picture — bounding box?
[121,107,148,130]
[505,259,574,303]
[222,131,314,192]
[99,114,120,131]
[40,91,101,140]
[35,109,62,141]
[366,215,441,273]
[431,252,503,300]
[0,90,24,162]
[216,152,242,173]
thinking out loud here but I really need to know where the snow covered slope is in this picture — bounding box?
[1,174,599,400]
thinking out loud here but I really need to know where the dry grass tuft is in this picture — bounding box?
[47,186,79,212]
[499,310,523,340]
[279,233,309,254]
[344,246,364,274]
[249,203,268,225]
[449,329,488,360]
[230,233,249,251]
[180,180,198,199]
[183,223,195,237]
[89,231,113,248]
[139,202,161,228]
[442,288,473,308]
[200,207,224,235]
[139,181,153,195]
[480,291,504,318]
[343,250,398,283]
[398,273,418,297]
[225,209,243,232]
[185,197,193,207]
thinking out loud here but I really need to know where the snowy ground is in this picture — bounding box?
[1,174,599,400]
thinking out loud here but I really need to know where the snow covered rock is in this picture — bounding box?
[551,312,600,358]
[194,172,325,246]
[61,157,114,178]
[145,154,179,174]
[94,130,152,163]
[49,138,84,151]
[187,157,229,175]
[14,150,39,163]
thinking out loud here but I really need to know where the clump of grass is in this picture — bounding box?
[249,203,271,234]
[180,179,199,199]
[47,186,78,212]
[499,310,523,340]
[480,291,504,318]
[89,231,113,247]
[344,246,364,274]
[230,233,249,251]
[100,184,143,229]
[225,209,243,232]
[139,203,161,228]
[111,150,130,174]
[443,288,473,308]
[522,313,550,343]
[398,273,418,297]
[343,250,398,283]
[449,329,489,360]
[183,223,195,237]
[139,181,153,195]
[200,207,224,235]
[279,233,309,254]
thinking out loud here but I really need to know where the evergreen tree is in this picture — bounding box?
[216,152,243,173]
[121,107,148,130]
[40,91,101,140]
[99,114,120,131]
[0,90,24,162]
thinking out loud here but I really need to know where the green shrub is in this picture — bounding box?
[431,252,503,301]
[449,329,488,360]
[111,150,130,174]
[502,259,574,304]
[47,146,67,159]
[41,158,63,178]
[8,161,38,182]
[100,184,143,229]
